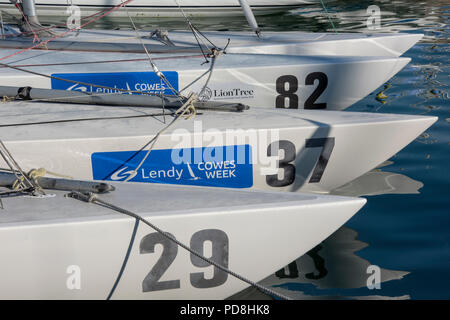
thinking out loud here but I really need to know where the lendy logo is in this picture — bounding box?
[110,167,138,181]
[51,72,179,96]
[91,145,253,189]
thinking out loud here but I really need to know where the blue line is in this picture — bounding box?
[107,218,140,300]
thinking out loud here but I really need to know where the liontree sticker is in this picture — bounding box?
[51,71,179,95]
[91,145,253,188]
[199,86,255,102]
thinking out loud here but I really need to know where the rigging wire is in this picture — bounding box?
[172,0,220,63]
[0,0,136,62]
[121,0,180,99]
[0,55,205,69]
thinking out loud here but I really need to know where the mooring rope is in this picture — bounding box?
[319,0,338,34]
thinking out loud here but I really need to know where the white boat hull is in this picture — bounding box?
[46,29,423,57]
[0,49,411,110]
[0,182,365,299]
[0,104,437,193]
[0,0,322,17]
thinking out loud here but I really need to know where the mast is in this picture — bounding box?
[238,0,261,37]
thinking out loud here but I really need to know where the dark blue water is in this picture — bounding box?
[337,43,449,300]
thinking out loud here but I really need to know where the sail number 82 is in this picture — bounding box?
[276,72,328,109]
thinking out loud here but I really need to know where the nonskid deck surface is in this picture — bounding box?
[0,182,353,225]
[0,27,423,57]
[33,29,423,57]
[0,102,436,140]
[0,49,407,72]
[0,26,423,57]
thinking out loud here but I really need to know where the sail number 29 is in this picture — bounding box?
[140,229,229,292]
[276,72,328,109]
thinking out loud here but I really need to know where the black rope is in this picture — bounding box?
[107,218,140,300]
[188,22,210,64]
[0,112,176,128]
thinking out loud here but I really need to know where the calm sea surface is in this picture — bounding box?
[15,0,449,300]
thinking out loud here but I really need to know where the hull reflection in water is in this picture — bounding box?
[330,161,424,197]
[230,163,424,300]
[230,226,409,300]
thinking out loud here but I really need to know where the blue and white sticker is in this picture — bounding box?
[51,71,179,95]
[91,145,253,189]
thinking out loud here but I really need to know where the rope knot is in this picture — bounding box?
[12,167,46,193]
[176,93,197,120]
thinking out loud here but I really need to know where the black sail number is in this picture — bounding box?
[140,232,180,292]
[275,72,328,109]
[304,72,328,109]
[276,75,299,109]
[190,230,229,289]
[266,140,296,187]
[306,137,335,183]
[266,138,335,187]
[140,229,229,293]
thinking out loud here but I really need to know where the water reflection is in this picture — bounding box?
[262,226,409,300]
[330,161,424,197]
[230,225,410,300]
[5,0,448,44]
[229,163,423,300]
